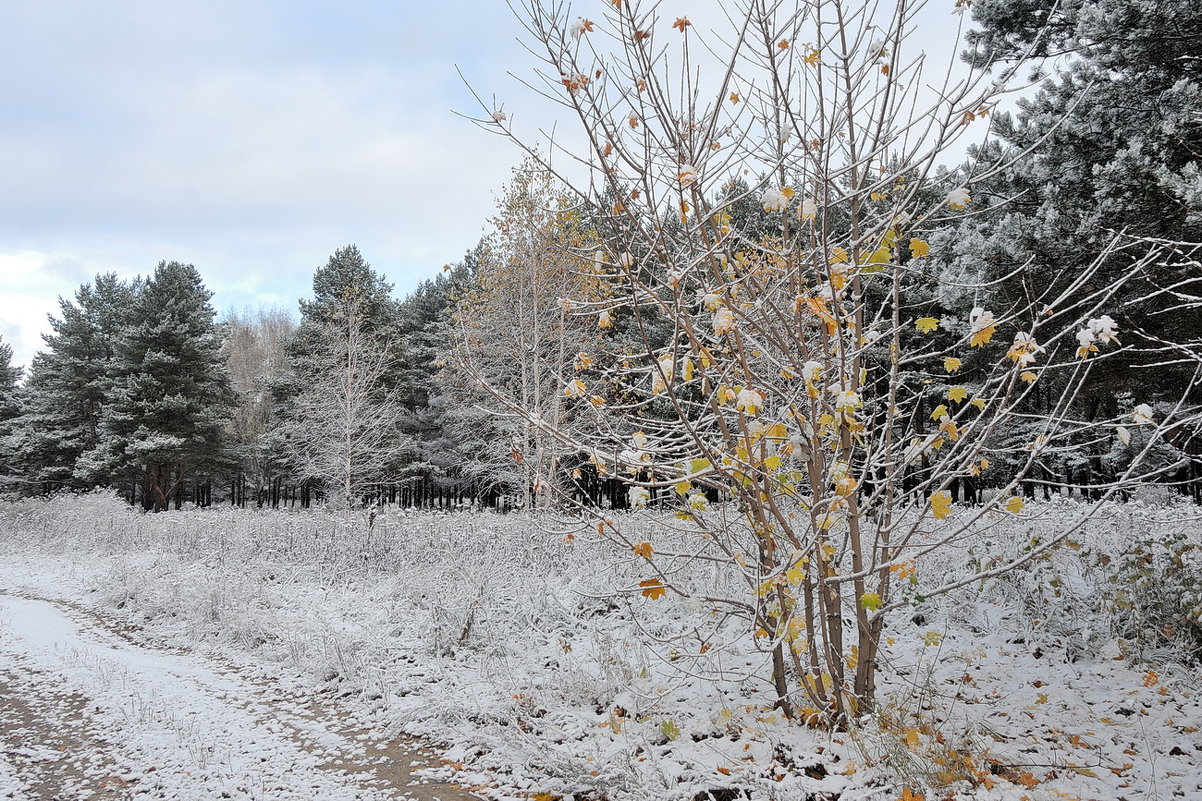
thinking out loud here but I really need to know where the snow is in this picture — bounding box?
[0,592,469,799]
[1,493,1201,800]
[0,753,25,800]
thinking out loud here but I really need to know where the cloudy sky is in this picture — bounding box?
[0,0,543,369]
[0,1,977,371]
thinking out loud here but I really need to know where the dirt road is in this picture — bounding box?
[0,593,480,800]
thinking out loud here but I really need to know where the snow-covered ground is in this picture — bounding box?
[0,591,475,800]
[1,492,1200,800]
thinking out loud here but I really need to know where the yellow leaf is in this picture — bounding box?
[915,317,940,334]
[864,245,892,269]
[674,480,691,496]
[931,491,953,519]
[947,386,968,403]
[633,541,653,559]
[929,404,949,420]
[1021,370,1038,383]
[804,47,820,65]
[909,238,930,258]
[903,728,921,749]
[969,325,996,347]
[1005,496,1025,514]
[859,592,883,611]
[969,398,986,411]
[943,356,962,373]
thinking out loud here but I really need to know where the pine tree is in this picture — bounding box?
[958,0,1202,391]
[12,274,139,492]
[290,245,399,370]
[944,0,1202,486]
[0,334,22,489]
[81,262,234,510]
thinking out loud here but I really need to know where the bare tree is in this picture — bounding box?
[285,300,410,509]
[462,0,1201,724]
[448,163,606,510]
[223,307,295,502]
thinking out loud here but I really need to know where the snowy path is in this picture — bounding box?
[0,593,479,801]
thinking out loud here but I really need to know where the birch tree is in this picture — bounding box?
[448,164,606,510]
[285,298,410,509]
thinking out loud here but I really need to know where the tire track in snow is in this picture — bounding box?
[0,593,480,800]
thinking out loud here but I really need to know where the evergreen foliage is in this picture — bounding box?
[12,274,139,492]
[0,334,22,487]
[80,262,235,510]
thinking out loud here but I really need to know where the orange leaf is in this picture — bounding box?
[777,39,790,49]
[633,29,651,42]
[673,17,691,31]
[633,541,653,559]
[969,325,996,348]
[639,578,667,600]
[729,92,740,104]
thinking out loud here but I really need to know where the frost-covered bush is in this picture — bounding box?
[1093,524,1202,664]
